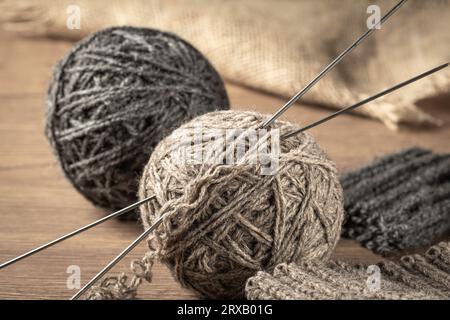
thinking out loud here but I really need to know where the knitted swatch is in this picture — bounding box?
[46,27,229,215]
[86,110,345,299]
[341,148,450,256]
[246,241,450,300]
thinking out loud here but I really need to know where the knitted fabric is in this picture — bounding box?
[87,110,345,299]
[2,0,450,129]
[246,241,450,300]
[341,148,450,256]
[45,27,229,216]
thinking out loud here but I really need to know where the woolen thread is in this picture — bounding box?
[341,148,450,255]
[45,26,230,215]
[246,240,450,300]
[135,110,345,299]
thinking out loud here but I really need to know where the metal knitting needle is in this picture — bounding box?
[260,0,408,129]
[71,62,447,300]
[0,195,155,270]
[281,62,449,140]
[71,213,166,300]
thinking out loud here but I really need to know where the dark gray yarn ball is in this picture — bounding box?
[46,26,229,216]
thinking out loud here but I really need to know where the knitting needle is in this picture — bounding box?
[0,195,155,270]
[71,213,165,300]
[0,0,407,272]
[260,0,408,129]
[71,62,447,300]
[282,62,449,139]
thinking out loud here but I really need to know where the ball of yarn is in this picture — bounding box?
[46,26,229,214]
[139,110,344,299]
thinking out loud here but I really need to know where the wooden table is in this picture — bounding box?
[0,30,449,300]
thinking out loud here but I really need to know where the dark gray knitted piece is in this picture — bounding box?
[342,148,450,256]
[46,27,229,218]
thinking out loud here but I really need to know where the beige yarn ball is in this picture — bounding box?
[139,110,344,299]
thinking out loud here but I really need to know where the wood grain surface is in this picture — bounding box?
[0,30,448,300]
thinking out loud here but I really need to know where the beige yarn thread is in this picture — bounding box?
[86,110,344,299]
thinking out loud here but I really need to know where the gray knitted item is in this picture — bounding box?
[46,27,229,217]
[246,241,450,300]
[341,148,450,256]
